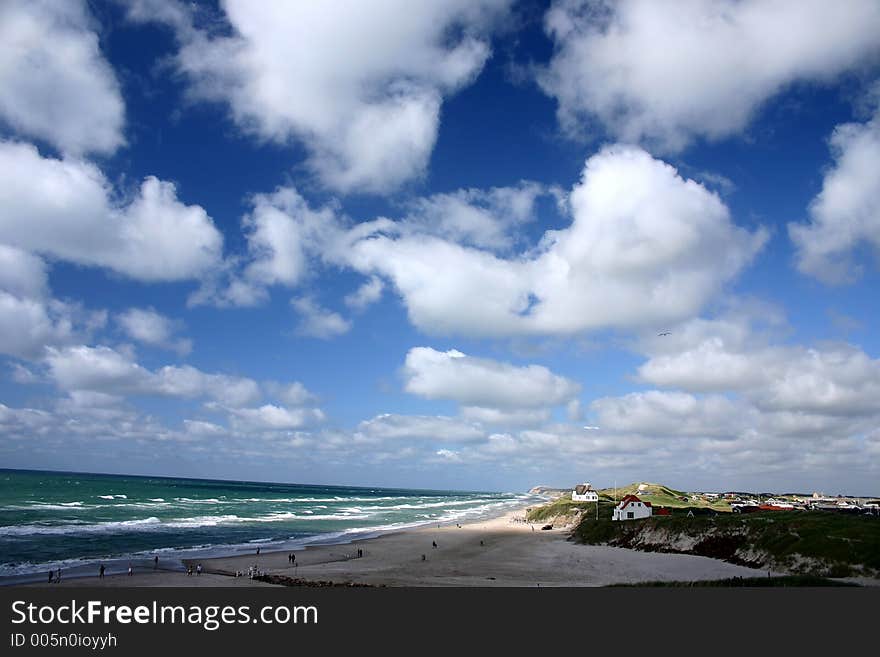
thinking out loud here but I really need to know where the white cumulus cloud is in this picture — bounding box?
[539,0,880,150]
[403,347,580,408]
[291,297,351,339]
[0,141,224,282]
[789,106,880,283]
[345,145,765,336]
[117,307,192,355]
[127,0,512,192]
[0,0,125,156]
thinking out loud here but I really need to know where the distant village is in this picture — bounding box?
[568,482,880,521]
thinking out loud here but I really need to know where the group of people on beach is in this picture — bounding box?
[92,555,162,579]
[47,568,61,583]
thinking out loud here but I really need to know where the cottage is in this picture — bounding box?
[612,494,652,521]
[572,483,599,502]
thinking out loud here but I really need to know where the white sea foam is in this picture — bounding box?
[0,517,163,536]
[3,502,89,511]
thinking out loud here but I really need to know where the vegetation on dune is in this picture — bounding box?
[526,482,880,578]
[571,510,880,578]
[596,482,731,512]
[525,496,610,523]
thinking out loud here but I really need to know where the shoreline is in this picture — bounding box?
[6,500,542,587]
[19,505,803,587]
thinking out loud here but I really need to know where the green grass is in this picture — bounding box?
[525,495,597,522]
[571,510,880,577]
[596,482,732,512]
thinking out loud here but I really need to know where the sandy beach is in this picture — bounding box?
[39,508,785,587]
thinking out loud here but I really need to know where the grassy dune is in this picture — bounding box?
[572,510,880,578]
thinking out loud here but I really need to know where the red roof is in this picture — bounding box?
[618,494,651,508]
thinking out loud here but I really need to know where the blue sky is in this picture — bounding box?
[1,0,879,494]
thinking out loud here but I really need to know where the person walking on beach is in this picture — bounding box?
[256,547,260,555]
[48,570,53,583]
[56,568,61,582]
[432,540,437,549]
[196,564,202,576]
[127,564,133,577]
[99,564,105,579]
[154,555,159,570]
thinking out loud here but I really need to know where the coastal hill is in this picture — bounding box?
[595,482,731,511]
[528,485,568,497]
[524,481,880,580]
[571,508,880,580]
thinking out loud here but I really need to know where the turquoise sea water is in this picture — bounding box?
[0,469,537,583]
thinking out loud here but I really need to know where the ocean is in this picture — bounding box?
[0,469,538,584]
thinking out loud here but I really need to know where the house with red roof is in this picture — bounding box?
[612,494,652,521]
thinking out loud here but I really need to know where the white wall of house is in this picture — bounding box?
[572,491,599,502]
[612,500,652,521]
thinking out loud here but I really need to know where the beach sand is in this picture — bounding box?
[37,509,785,587]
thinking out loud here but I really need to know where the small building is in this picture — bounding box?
[572,483,599,502]
[612,494,652,521]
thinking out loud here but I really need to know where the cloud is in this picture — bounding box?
[355,413,486,443]
[190,186,341,308]
[346,145,765,336]
[0,244,48,298]
[291,297,351,339]
[242,187,339,291]
[0,141,224,282]
[267,382,318,407]
[592,390,746,438]
[0,245,106,360]
[401,181,552,250]
[0,0,124,156]
[460,406,550,426]
[183,420,227,437]
[636,313,880,417]
[539,0,880,150]
[789,106,880,283]
[43,344,261,406]
[0,294,79,360]
[193,147,761,340]
[403,347,580,408]
[127,0,512,192]
[344,277,384,312]
[224,404,325,432]
[116,307,192,355]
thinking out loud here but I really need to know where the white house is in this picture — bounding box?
[612,495,652,521]
[572,483,599,502]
